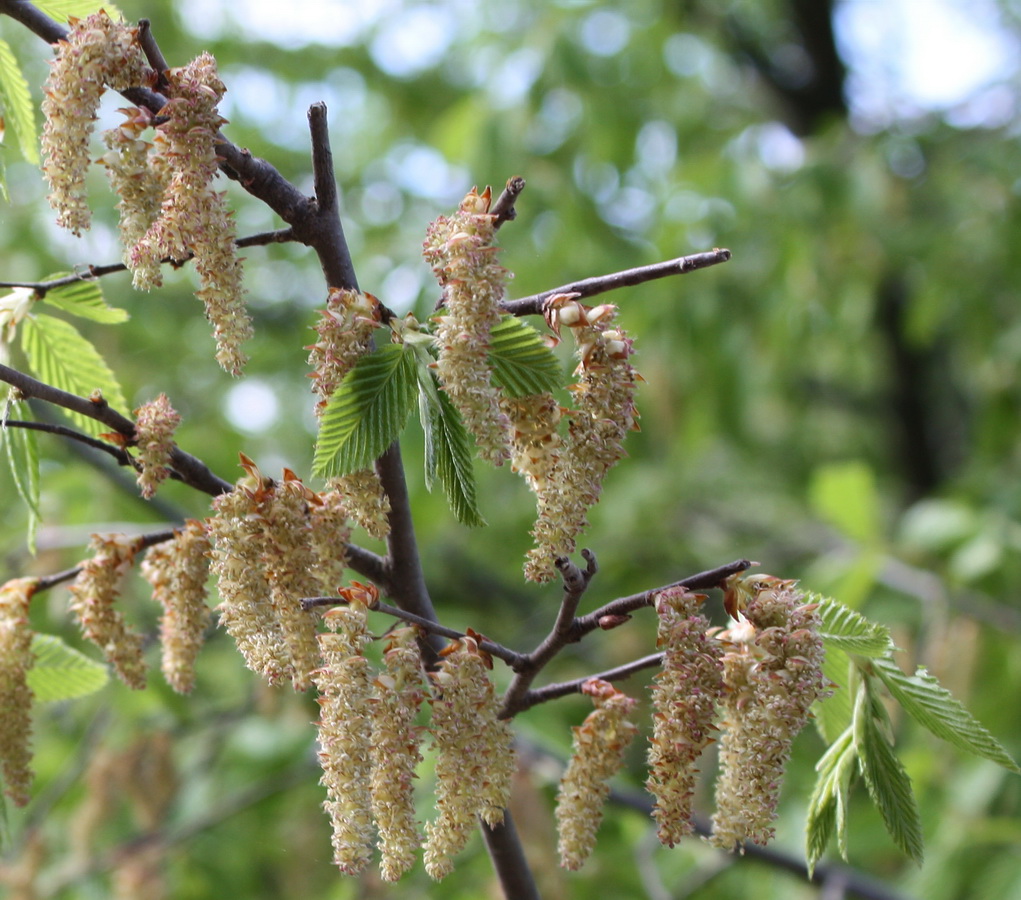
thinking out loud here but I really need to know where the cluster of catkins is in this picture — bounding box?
[553,577,828,870]
[423,189,640,582]
[41,12,251,373]
[312,592,514,881]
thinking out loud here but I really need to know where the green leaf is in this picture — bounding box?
[806,726,856,875]
[419,377,485,527]
[313,343,417,478]
[34,1,125,22]
[0,38,38,166]
[874,657,1021,773]
[19,313,129,435]
[487,316,563,398]
[28,634,109,701]
[809,460,881,544]
[815,645,855,745]
[1,398,41,554]
[812,593,893,657]
[854,685,925,863]
[41,276,129,324]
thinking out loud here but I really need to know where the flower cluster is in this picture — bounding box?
[424,187,512,465]
[133,393,181,498]
[41,12,149,235]
[0,578,39,806]
[646,586,723,846]
[555,679,639,870]
[314,599,376,874]
[68,534,148,689]
[129,53,252,374]
[139,520,211,694]
[207,460,344,691]
[101,106,167,269]
[710,576,828,849]
[423,634,516,880]
[524,296,639,582]
[371,626,427,881]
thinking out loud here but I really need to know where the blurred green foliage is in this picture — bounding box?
[1,0,1020,897]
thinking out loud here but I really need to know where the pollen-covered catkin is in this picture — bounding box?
[314,603,375,875]
[129,52,252,373]
[646,586,723,846]
[41,12,149,235]
[259,475,324,691]
[710,577,828,849]
[371,627,427,882]
[133,393,180,499]
[423,188,512,465]
[0,578,40,806]
[555,679,639,870]
[423,636,515,880]
[101,106,168,267]
[139,521,211,694]
[525,298,638,582]
[207,479,293,686]
[68,535,148,689]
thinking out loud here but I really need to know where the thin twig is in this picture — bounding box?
[3,419,135,467]
[32,528,178,593]
[0,229,297,293]
[517,653,665,711]
[490,175,526,229]
[499,550,598,716]
[497,559,753,716]
[502,248,733,316]
[0,364,233,496]
[301,595,524,667]
[573,558,754,637]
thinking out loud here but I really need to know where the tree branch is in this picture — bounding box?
[502,248,732,316]
[3,419,135,466]
[1,364,233,496]
[490,175,526,228]
[481,811,541,900]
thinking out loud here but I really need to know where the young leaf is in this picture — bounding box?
[313,343,417,479]
[854,685,925,863]
[41,276,129,324]
[19,313,129,434]
[806,725,856,875]
[873,657,1021,774]
[28,634,110,701]
[34,1,125,22]
[487,316,563,398]
[419,378,485,527]
[815,646,854,745]
[0,38,39,166]
[811,593,893,657]
[1,398,41,554]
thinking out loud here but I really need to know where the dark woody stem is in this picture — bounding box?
[502,248,732,316]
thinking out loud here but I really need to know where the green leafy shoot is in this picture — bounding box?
[20,313,129,435]
[41,276,129,324]
[0,38,38,167]
[28,633,110,701]
[806,725,856,875]
[417,361,485,528]
[487,316,562,398]
[853,684,925,863]
[815,645,854,745]
[313,343,417,479]
[873,657,1020,773]
[1,397,41,554]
